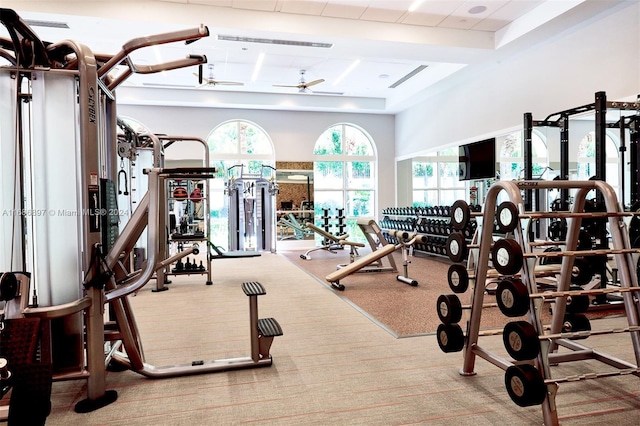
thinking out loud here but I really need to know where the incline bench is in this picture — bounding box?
[300,223,365,261]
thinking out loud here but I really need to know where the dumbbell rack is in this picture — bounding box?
[441,179,640,426]
[380,206,478,258]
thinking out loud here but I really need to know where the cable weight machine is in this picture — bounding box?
[226,164,278,253]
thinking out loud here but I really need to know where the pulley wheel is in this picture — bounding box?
[0,273,18,301]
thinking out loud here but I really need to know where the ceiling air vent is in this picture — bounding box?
[24,19,69,29]
[389,65,428,89]
[218,35,332,48]
[313,91,344,96]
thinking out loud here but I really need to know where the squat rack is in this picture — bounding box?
[523,91,640,212]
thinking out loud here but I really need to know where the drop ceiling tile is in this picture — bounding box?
[360,0,412,23]
[232,0,279,12]
[279,0,327,16]
[322,0,369,19]
[187,0,233,6]
[401,0,464,26]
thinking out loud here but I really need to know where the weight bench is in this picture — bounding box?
[300,223,365,261]
[208,242,261,259]
[326,229,422,291]
[277,214,314,240]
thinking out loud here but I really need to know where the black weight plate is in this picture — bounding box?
[446,231,467,263]
[450,200,470,231]
[505,364,547,407]
[436,294,463,324]
[447,264,470,293]
[503,320,540,361]
[436,323,465,353]
[496,278,529,317]
[496,201,519,233]
[491,238,523,276]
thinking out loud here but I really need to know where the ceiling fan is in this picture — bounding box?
[194,64,244,87]
[273,69,325,93]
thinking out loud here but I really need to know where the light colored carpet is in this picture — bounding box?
[43,253,640,425]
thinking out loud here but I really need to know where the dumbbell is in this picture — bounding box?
[491,235,636,278]
[437,315,507,355]
[503,314,592,362]
[446,231,523,270]
[496,276,591,318]
[450,200,519,233]
[437,293,499,325]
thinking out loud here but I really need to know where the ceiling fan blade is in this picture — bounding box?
[304,78,325,87]
[215,80,244,86]
[273,84,299,88]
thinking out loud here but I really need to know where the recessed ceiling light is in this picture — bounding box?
[468,5,487,14]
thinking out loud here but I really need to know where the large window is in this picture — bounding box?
[576,131,618,181]
[412,147,466,207]
[207,120,274,248]
[499,131,549,181]
[313,124,376,240]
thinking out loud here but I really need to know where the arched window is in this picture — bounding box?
[499,131,549,181]
[207,120,274,248]
[576,131,619,180]
[412,147,466,207]
[313,123,377,239]
[575,131,619,200]
[497,130,549,206]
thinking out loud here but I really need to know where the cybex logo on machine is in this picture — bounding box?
[88,87,96,123]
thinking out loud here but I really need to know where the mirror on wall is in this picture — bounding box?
[275,162,313,211]
[275,162,314,241]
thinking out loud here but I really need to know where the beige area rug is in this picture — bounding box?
[280,247,624,337]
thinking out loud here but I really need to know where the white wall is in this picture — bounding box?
[117,105,396,211]
[395,2,640,161]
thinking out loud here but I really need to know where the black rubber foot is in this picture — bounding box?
[152,287,170,292]
[74,390,118,413]
[206,281,213,286]
[331,282,345,291]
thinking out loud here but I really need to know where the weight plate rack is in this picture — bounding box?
[435,179,640,426]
